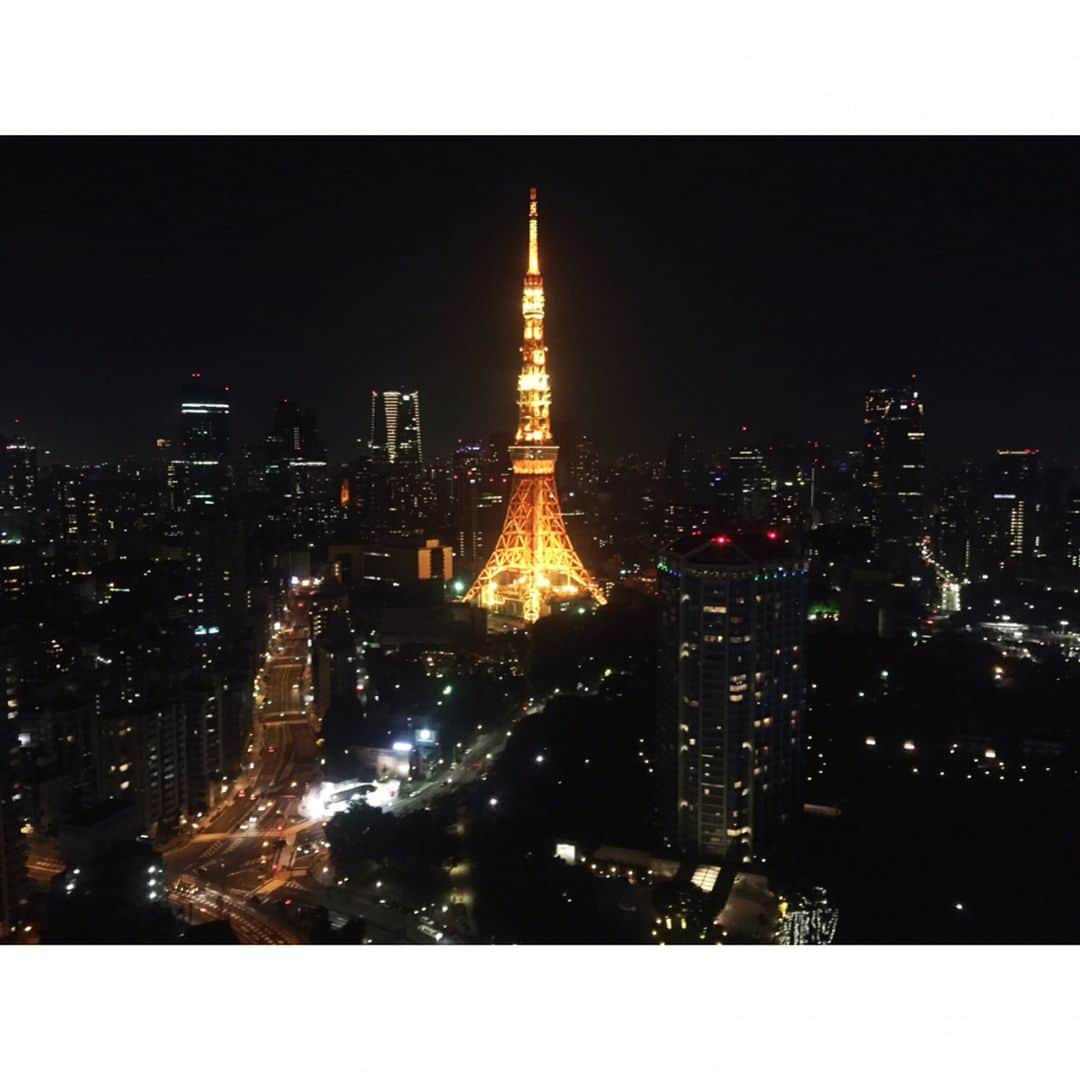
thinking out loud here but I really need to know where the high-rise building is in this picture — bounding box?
[0,433,37,519]
[767,437,819,528]
[666,433,704,491]
[265,400,332,538]
[41,465,105,555]
[134,701,190,839]
[863,381,926,545]
[1034,465,1071,567]
[726,433,771,522]
[1066,488,1080,570]
[174,375,232,516]
[658,530,807,859]
[934,462,981,578]
[266,399,324,463]
[464,189,605,623]
[986,448,1040,567]
[569,434,600,496]
[450,441,489,569]
[481,432,513,490]
[369,389,422,464]
[660,433,711,540]
[0,435,36,603]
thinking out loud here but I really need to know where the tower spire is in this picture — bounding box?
[516,186,551,446]
[528,186,540,275]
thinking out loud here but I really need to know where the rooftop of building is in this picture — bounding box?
[662,528,802,568]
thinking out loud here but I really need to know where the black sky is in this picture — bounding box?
[3,136,1078,467]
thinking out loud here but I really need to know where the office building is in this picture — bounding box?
[0,434,37,519]
[568,434,600,496]
[264,399,332,538]
[369,389,422,464]
[726,436,771,521]
[986,448,1040,567]
[661,433,711,540]
[658,530,807,859]
[934,463,980,578]
[266,399,324,463]
[174,375,232,515]
[451,439,508,572]
[863,382,926,545]
[134,701,190,839]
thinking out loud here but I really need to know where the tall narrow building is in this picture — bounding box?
[369,389,422,464]
[0,433,37,518]
[986,448,1040,567]
[464,189,605,623]
[174,375,232,516]
[863,380,926,545]
[658,530,807,859]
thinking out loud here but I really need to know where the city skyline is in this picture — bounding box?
[5,138,1080,466]
[5,139,1080,952]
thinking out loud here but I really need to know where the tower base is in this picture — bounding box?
[463,469,605,624]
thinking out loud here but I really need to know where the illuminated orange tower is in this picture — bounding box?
[464,188,606,623]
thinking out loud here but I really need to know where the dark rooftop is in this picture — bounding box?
[662,529,803,568]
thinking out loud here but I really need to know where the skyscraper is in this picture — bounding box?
[265,399,332,538]
[174,375,232,515]
[569,434,600,496]
[0,433,37,518]
[267,399,324,463]
[863,381,926,545]
[726,432,771,522]
[935,462,980,578]
[658,530,807,859]
[0,434,37,605]
[369,389,422,464]
[986,448,1040,567]
[1065,488,1080,570]
[464,188,605,623]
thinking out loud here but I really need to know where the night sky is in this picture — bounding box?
[3,137,1078,467]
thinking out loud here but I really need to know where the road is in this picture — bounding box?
[163,590,322,943]
[392,700,533,815]
[169,879,300,944]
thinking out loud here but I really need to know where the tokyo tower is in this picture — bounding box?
[463,188,606,624]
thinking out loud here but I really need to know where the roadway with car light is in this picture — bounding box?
[163,594,322,941]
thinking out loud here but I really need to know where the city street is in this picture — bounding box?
[164,593,321,943]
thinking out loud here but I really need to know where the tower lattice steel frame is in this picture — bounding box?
[463,189,605,623]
